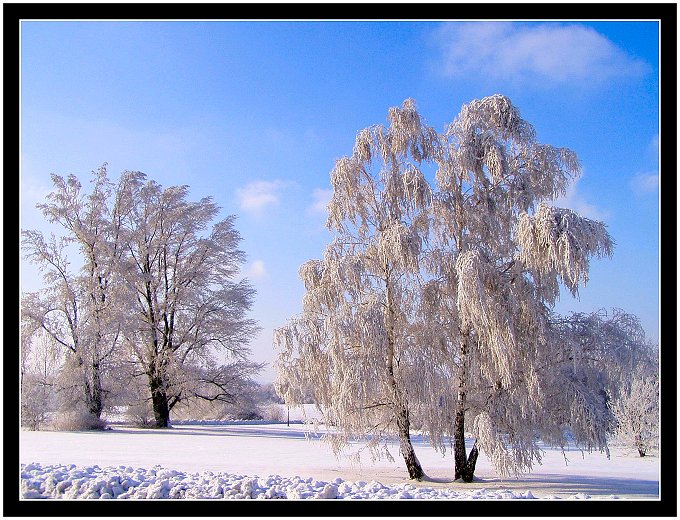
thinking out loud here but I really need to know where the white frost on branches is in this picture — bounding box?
[517,203,614,298]
[21,166,261,430]
[276,99,439,479]
[611,345,659,458]
[275,94,648,481]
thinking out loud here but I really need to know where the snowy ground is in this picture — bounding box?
[18,418,659,501]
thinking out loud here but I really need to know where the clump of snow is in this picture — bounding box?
[20,463,629,500]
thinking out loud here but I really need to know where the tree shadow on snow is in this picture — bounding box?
[482,473,659,498]
[105,425,326,441]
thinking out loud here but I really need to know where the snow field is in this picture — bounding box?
[21,462,590,500]
[19,423,659,500]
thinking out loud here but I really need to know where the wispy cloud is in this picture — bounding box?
[21,172,52,210]
[433,22,649,88]
[630,135,659,195]
[245,259,267,281]
[307,188,333,216]
[236,180,288,215]
[630,171,659,194]
[553,177,608,221]
[648,134,659,158]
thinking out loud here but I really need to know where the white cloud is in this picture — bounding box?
[646,134,659,168]
[630,171,659,194]
[649,134,659,157]
[434,22,648,87]
[553,178,607,221]
[236,180,288,214]
[307,188,333,215]
[245,259,267,280]
[630,135,659,195]
[21,173,52,209]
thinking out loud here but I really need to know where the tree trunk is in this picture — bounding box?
[453,333,478,482]
[396,405,424,480]
[79,355,103,421]
[384,269,423,480]
[85,361,103,419]
[149,374,171,428]
[635,433,646,457]
[453,410,478,482]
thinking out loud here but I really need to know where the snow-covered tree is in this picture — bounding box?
[613,376,659,457]
[424,94,615,481]
[274,99,439,479]
[22,166,261,429]
[612,344,659,457]
[21,245,100,424]
[20,329,62,430]
[114,171,260,428]
[171,366,267,421]
[21,165,125,422]
[498,308,651,471]
[276,94,624,482]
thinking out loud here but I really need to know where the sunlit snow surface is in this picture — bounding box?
[19,419,659,500]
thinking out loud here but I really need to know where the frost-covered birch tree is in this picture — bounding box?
[275,94,642,482]
[424,94,615,481]
[274,99,439,479]
[115,171,260,428]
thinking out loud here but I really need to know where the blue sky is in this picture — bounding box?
[20,19,660,383]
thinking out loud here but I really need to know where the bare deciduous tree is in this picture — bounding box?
[22,166,261,430]
[115,171,261,428]
[22,165,125,421]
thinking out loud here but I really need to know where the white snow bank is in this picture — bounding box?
[20,463,623,500]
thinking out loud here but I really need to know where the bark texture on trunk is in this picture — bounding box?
[149,374,171,428]
[635,433,646,457]
[396,406,424,480]
[86,362,103,418]
[79,354,103,421]
[453,408,479,482]
[453,333,478,482]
